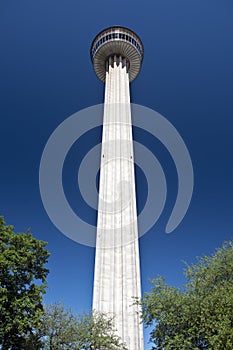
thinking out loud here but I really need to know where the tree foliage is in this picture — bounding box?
[0,217,50,349]
[38,302,127,350]
[140,241,233,350]
[39,302,80,350]
[75,310,128,350]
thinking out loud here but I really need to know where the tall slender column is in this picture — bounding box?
[93,56,144,350]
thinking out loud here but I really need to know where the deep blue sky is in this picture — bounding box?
[1,1,233,348]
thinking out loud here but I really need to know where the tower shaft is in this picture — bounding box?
[93,56,144,350]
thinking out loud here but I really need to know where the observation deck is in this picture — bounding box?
[90,26,144,82]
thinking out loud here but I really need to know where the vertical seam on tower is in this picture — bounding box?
[112,59,116,318]
[102,60,109,311]
[119,58,123,340]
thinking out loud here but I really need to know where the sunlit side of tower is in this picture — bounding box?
[90,27,144,350]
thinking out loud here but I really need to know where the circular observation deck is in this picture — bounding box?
[90,26,144,82]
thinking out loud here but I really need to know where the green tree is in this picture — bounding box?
[0,217,50,349]
[75,311,128,350]
[39,302,79,350]
[39,302,127,350]
[140,241,233,350]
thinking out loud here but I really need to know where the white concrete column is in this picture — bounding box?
[93,56,144,350]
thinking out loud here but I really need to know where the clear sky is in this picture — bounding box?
[1,1,233,348]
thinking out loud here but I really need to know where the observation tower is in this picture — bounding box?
[91,27,144,350]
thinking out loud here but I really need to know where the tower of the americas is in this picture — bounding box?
[90,26,144,350]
